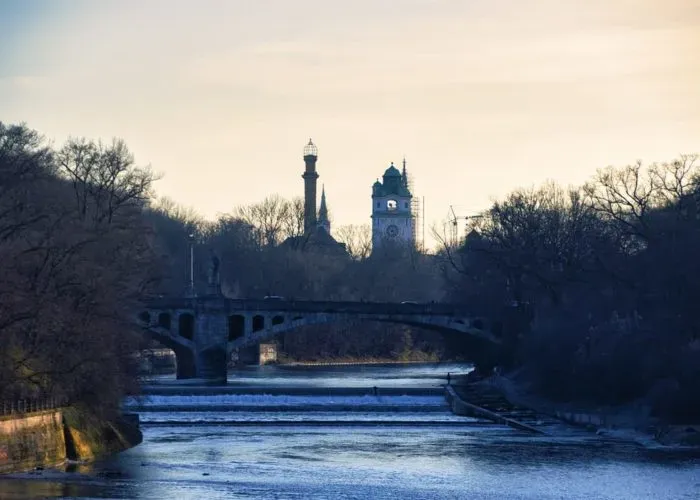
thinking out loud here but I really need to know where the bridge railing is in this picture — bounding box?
[247,302,474,317]
[0,398,66,417]
[143,297,474,316]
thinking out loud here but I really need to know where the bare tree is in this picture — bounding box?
[235,195,296,247]
[57,137,159,225]
[335,224,372,260]
[281,197,306,242]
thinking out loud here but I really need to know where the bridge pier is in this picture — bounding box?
[174,347,197,379]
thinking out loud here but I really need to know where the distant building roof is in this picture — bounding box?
[373,163,412,198]
[282,226,347,256]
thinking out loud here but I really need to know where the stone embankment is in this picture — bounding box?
[0,406,141,473]
[444,385,544,434]
[484,374,700,448]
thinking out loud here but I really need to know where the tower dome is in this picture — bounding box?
[383,162,401,177]
[303,138,318,157]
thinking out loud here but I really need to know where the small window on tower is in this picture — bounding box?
[387,200,397,211]
[376,202,380,208]
[404,202,409,209]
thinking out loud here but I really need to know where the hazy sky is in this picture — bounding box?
[2,0,699,243]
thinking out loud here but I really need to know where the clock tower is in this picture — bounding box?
[371,161,414,250]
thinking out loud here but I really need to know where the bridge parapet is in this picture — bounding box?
[143,297,474,316]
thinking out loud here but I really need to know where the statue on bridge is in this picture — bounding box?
[207,250,221,296]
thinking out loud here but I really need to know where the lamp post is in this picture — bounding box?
[188,233,195,297]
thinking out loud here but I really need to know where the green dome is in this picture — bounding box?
[383,163,401,177]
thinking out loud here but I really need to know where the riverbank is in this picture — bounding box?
[469,373,700,450]
[0,407,142,474]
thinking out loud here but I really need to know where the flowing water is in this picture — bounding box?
[1,363,699,499]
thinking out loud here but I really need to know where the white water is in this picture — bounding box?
[124,394,446,407]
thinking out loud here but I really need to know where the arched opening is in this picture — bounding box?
[139,311,150,324]
[137,335,186,379]
[228,315,245,341]
[252,315,265,333]
[178,313,195,340]
[272,315,285,326]
[158,312,171,330]
[278,320,454,364]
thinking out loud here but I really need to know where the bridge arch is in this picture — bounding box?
[228,314,245,342]
[140,326,196,379]
[252,315,265,333]
[178,313,194,340]
[158,312,171,330]
[227,312,496,354]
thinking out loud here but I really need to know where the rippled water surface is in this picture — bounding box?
[1,364,699,499]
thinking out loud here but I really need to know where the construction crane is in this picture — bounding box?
[447,205,483,245]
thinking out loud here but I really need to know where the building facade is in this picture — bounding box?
[371,162,414,249]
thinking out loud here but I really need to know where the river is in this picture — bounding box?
[1,363,699,499]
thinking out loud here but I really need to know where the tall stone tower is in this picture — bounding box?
[371,162,414,249]
[302,139,319,234]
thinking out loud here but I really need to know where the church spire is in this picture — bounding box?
[318,184,330,233]
[401,157,409,188]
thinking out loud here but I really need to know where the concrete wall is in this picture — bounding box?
[0,411,66,473]
[0,409,142,474]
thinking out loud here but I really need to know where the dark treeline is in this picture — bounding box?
[441,156,700,422]
[2,121,697,423]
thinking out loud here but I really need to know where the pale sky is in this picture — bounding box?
[2,0,699,244]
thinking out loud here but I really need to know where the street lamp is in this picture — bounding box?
[188,233,195,297]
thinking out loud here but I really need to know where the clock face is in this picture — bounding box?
[386,224,399,238]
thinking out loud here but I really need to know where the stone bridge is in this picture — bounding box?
[138,296,498,382]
